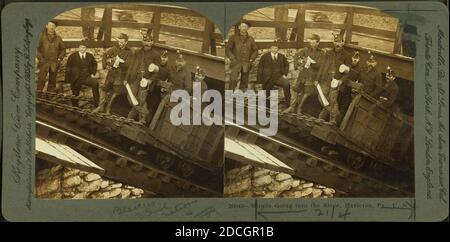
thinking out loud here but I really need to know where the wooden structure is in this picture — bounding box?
[225,137,294,174]
[310,93,414,171]
[238,4,414,81]
[52,4,225,82]
[36,137,105,174]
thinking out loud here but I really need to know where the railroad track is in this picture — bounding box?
[36,91,222,197]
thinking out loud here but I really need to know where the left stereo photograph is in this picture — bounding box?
[35,4,226,199]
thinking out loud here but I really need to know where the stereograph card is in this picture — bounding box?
[1,0,448,224]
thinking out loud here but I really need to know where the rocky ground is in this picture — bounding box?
[224,164,343,198]
[36,164,148,199]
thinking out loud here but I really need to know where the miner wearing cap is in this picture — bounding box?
[94,33,132,114]
[359,51,382,97]
[194,66,209,95]
[338,50,363,115]
[36,21,66,92]
[257,39,291,105]
[171,51,193,94]
[127,63,159,124]
[64,41,99,107]
[125,32,161,100]
[371,66,399,110]
[285,33,324,114]
[226,21,259,90]
[316,33,351,124]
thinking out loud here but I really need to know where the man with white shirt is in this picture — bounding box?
[257,39,291,105]
[65,41,99,107]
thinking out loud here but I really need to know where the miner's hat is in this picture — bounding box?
[352,51,360,59]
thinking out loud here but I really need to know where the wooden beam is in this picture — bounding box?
[304,3,350,13]
[202,19,214,53]
[242,19,296,28]
[289,9,301,41]
[393,20,403,54]
[111,21,154,29]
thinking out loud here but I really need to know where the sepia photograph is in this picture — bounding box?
[223,3,415,198]
[34,4,225,199]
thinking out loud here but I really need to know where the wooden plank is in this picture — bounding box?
[295,6,306,48]
[304,4,350,13]
[353,7,397,18]
[102,4,202,18]
[289,9,301,41]
[202,19,214,53]
[160,6,207,18]
[352,25,397,39]
[254,40,340,49]
[102,4,156,12]
[241,19,296,28]
[36,138,105,174]
[224,137,294,174]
